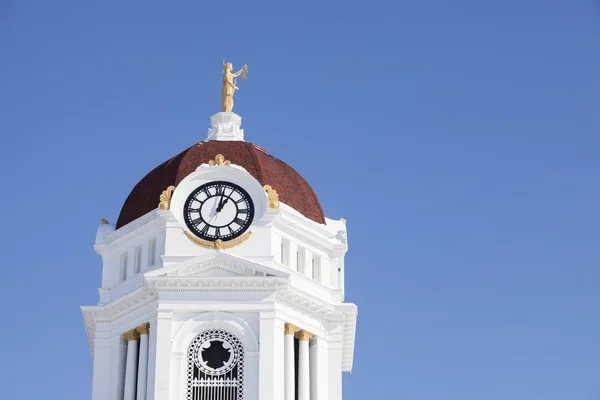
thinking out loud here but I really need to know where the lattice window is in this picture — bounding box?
[186,329,244,400]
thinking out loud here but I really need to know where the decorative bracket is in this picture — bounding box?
[208,154,231,166]
[263,185,280,209]
[184,230,252,250]
[158,185,176,210]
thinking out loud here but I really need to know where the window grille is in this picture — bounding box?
[186,329,244,400]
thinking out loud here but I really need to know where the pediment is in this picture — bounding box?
[145,252,288,279]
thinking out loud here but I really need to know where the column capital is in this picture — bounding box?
[123,328,140,341]
[135,322,150,335]
[284,323,299,335]
[295,330,314,341]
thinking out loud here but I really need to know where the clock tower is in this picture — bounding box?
[82,68,357,400]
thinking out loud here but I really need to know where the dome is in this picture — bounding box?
[116,141,325,228]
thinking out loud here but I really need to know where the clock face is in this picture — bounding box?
[183,181,254,241]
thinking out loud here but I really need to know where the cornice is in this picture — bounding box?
[149,251,288,279]
[146,276,286,292]
[273,207,347,256]
[82,260,357,369]
[95,210,160,253]
[275,286,357,371]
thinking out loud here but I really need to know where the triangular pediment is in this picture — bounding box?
[145,252,289,279]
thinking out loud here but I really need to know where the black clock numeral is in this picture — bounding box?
[215,227,221,238]
[234,217,245,226]
[235,198,245,204]
[215,185,225,195]
[199,224,210,235]
[191,217,203,226]
[237,208,248,215]
[189,207,201,213]
[202,188,211,198]
[228,226,234,235]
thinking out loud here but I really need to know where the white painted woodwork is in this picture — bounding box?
[82,111,358,400]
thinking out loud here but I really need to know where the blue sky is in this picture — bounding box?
[1,1,599,399]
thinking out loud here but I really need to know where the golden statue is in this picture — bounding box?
[221,62,248,112]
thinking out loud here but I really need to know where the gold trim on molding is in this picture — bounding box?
[123,329,140,341]
[184,230,252,250]
[263,185,280,209]
[158,185,176,210]
[135,322,150,335]
[284,323,299,335]
[208,154,231,166]
[295,330,314,341]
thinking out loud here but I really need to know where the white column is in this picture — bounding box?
[136,323,150,400]
[284,323,299,400]
[295,330,313,400]
[123,329,140,400]
[259,312,285,400]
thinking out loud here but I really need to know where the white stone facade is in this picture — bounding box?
[82,136,357,400]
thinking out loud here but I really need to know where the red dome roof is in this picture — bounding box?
[116,141,325,228]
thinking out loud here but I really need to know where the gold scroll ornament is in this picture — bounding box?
[208,154,231,166]
[158,185,176,210]
[184,230,252,250]
[263,185,280,209]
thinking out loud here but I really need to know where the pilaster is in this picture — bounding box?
[310,335,329,400]
[259,312,285,400]
[91,333,112,400]
[147,310,173,400]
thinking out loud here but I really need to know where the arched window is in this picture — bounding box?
[186,329,244,400]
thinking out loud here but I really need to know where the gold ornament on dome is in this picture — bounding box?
[100,218,109,224]
[208,154,231,166]
[221,61,248,112]
[263,185,280,209]
[340,218,346,224]
[158,185,176,210]
[184,230,252,250]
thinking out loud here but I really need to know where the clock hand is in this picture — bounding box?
[216,197,230,213]
[216,189,234,213]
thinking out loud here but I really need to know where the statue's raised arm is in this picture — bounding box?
[221,62,248,113]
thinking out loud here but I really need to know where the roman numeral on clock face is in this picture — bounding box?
[191,216,203,226]
[234,217,245,226]
[199,224,209,235]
